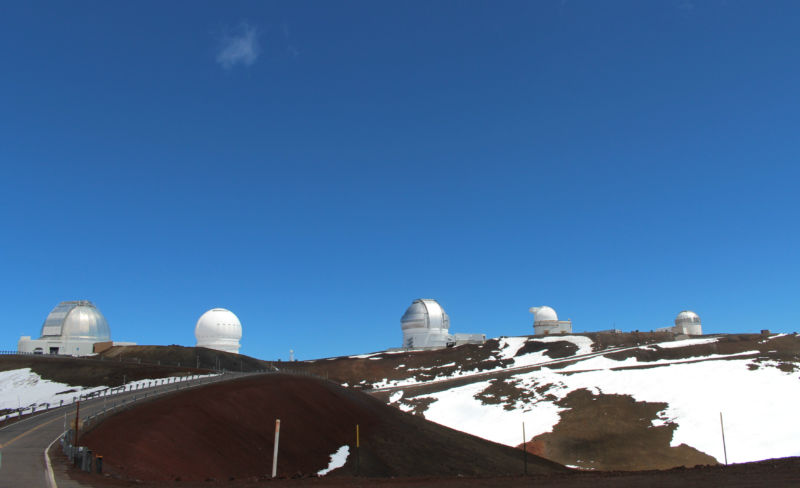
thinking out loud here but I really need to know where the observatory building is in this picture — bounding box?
[658,310,702,336]
[400,299,485,350]
[195,307,242,354]
[530,306,572,335]
[18,300,133,356]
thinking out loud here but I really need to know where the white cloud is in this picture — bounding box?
[216,22,260,69]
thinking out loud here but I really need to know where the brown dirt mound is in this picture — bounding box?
[527,389,717,470]
[98,345,272,373]
[515,339,579,359]
[81,374,566,482]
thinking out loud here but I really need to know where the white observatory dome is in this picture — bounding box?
[529,306,558,324]
[675,310,700,324]
[675,310,702,335]
[195,308,242,354]
[40,300,110,341]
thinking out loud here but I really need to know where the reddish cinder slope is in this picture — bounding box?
[81,374,565,482]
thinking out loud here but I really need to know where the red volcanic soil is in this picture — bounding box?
[63,453,800,487]
[80,374,565,482]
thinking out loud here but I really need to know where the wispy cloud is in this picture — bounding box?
[216,22,260,69]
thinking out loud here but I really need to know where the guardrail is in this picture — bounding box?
[0,372,223,424]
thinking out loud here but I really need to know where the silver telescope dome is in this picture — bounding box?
[400,299,452,349]
[401,299,450,331]
[39,300,110,341]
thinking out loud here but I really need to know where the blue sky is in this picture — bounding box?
[1,1,798,360]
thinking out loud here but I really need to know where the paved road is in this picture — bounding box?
[0,373,246,488]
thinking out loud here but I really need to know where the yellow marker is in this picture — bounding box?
[355,423,361,476]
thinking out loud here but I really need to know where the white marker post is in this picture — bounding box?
[271,419,281,478]
[720,412,728,465]
[522,421,527,475]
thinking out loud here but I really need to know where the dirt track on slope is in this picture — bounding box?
[78,374,565,483]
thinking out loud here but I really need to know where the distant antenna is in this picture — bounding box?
[289,349,294,362]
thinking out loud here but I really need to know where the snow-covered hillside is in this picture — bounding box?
[0,368,214,421]
[365,333,800,470]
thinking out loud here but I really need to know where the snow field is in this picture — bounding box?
[410,353,800,464]
[522,358,800,464]
[0,368,106,414]
[416,379,565,446]
[496,337,528,360]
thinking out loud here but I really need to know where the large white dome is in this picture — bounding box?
[529,306,558,323]
[195,308,242,354]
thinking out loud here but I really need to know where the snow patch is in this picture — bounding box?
[760,334,787,344]
[349,352,383,359]
[534,335,594,355]
[496,337,528,360]
[417,380,566,446]
[317,445,349,476]
[656,337,720,349]
[0,369,105,412]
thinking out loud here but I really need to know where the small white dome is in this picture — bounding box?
[195,308,242,354]
[530,306,558,323]
[675,310,701,326]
